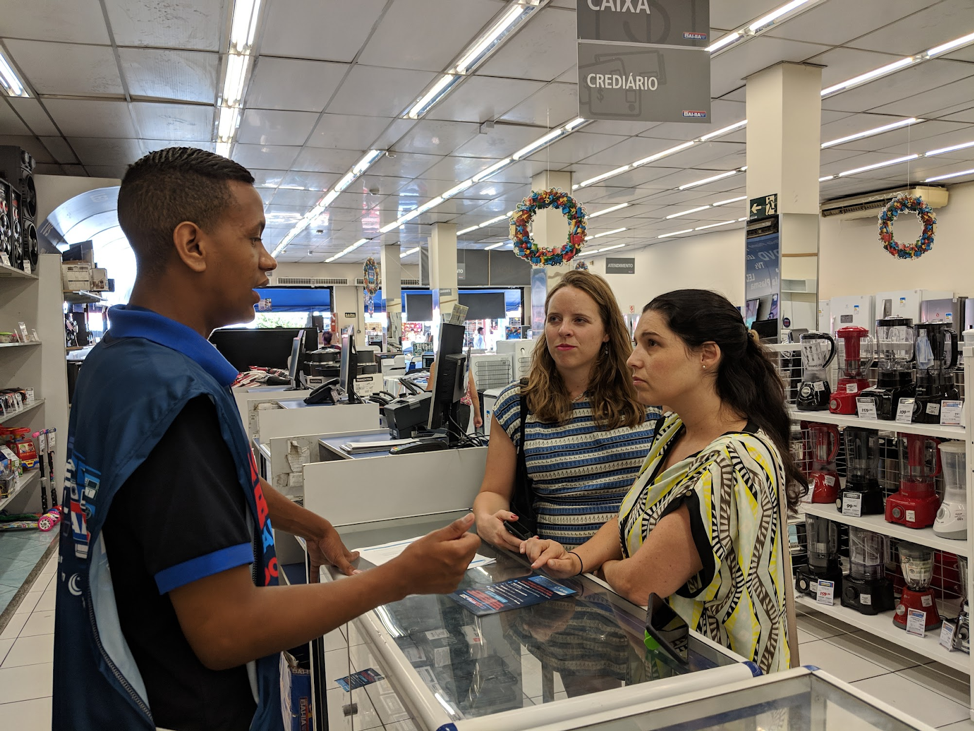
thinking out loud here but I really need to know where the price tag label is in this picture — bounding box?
[940,621,956,651]
[906,609,927,637]
[816,579,835,606]
[926,402,941,417]
[814,382,825,392]
[23,261,31,275]
[846,383,859,393]
[940,400,963,426]
[856,398,878,420]
[896,398,916,424]
[0,253,9,266]
[841,492,862,518]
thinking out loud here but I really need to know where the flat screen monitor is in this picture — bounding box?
[209,328,318,371]
[338,327,355,399]
[427,322,467,441]
[752,318,779,341]
[287,331,303,387]
[744,299,760,328]
[768,293,780,321]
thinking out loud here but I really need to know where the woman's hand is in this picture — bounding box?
[475,509,526,551]
[521,537,579,578]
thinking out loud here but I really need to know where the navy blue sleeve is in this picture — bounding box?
[106,395,253,595]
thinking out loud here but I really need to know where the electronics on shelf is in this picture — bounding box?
[859,317,915,420]
[894,542,942,632]
[796,332,836,412]
[912,322,959,424]
[795,515,842,599]
[886,434,941,530]
[805,422,840,505]
[838,426,884,516]
[830,326,871,414]
[841,527,895,616]
[934,441,967,540]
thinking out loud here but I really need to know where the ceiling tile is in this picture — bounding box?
[359,0,502,72]
[140,139,215,154]
[486,158,556,183]
[426,77,545,124]
[292,147,363,173]
[476,8,577,82]
[711,37,831,96]
[806,47,920,91]
[247,58,348,112]
[237,109,319,146]
[131,102,214,142]
[452,123,548,158]
[85,164,130,179]
[307,115,398,151]
[118,48,219,104]
[849,0,974,56]
[103,0,223,51]
[69,137,143,167]
[869,73,974,119]
[421,155,496,181]
[822,60,974,114]
[368,151,442,178]
[584,120,662,137]
[765,0,941,46]
[7,99,59,136]
[250,169,288,188]
[40,136,78,164]
[392,120,481,156]
[232,144,300,170]
[268,189,322,207]
[260,0,388,62]
[6,40,123,96]
[500,82,578,128]
[43,99,137,138]
[0,0,109,44]
[0,101,30,136]
[0,135,54,164]
[278,171,341,192]
[327,65,438,119]
[526,131,627,165]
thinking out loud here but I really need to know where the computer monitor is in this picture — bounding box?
[337,326,362,403]
[768,293,780,321]
[287,331,304,387]
[744,299,760,328]
[209,328,319,371]
[426,322,467,443]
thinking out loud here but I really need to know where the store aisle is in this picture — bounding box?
[0,532,56,616]
[1,556,972,731]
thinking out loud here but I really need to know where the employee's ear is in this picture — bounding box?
[172,221,207,273]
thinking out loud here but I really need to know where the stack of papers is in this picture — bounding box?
[353,538,495,570]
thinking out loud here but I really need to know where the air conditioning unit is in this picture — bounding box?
[355,277,383,286]
[402,278,420,286]
[275,277,348,286]
[820,186,948,220]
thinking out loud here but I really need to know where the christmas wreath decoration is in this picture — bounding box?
[574,259,589,271]
[510,189,586,266]
[363,257,379,315]
[878,193,936,260]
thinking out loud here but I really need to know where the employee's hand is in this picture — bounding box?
[521,537,577,578]
[474,413,483,429]
[308,526,361,581]
[476,509,527,552]
[395,513,482,595]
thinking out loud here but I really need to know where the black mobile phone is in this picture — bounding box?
[644,593,690,668]
[503,518,533,542]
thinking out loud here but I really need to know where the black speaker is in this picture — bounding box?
[0,147,36,272]
[0,178,10,267]
[8,186,22,270]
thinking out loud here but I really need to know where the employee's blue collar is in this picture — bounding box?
[107,305,239,386]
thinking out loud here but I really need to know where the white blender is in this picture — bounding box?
[934,441,967,540]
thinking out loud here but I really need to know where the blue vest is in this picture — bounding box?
[53,306,282,731]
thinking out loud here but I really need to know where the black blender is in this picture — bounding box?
[795,515,842,598]
[797,332,836,412]
[913,322,959,423]
[837,427,884,516]
[841,527,894,615]
[859,317,915,420]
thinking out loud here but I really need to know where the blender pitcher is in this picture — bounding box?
[894,542,941,630]
[797,332,836,412]
[956,555,970,653]
[887,434,942,529]
[795,515,842,598]
[830,326,872,414]
[842,527,894,614]
[860,317,915,420]
[913,322,959,424]
[806,423,840,504]
[934,441,967,540]
[838,427,884,516]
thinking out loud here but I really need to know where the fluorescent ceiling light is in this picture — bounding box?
[472,158,512,183]
[925,167,974,183]
[695,220,736,231]
[927,31,974,58]
[821,57,916,97]
[407,74,459,119]
[713,195,746,206]
[326,238,369,263]
[217,106,240,141]
[457,225,479,236]
[925,140,974,157]
[819,175,834,182]
[318,190,340,208]
[666,205,710,219]
[229,0,261,53]
[821,118,920,148]
[679,170,739,190]
[443,179,474,198]
[588,202,629,218]
[352,150,383,176]
[706,32,740,53]
[513,128,564,160]
[485,242,506,250]
[565,117,587,131]
[216,141,232,157]
[658,229,694,239]
[700,119,747,142]
[455,4,527,74]
[478,214,508,228]
[634,141,695,167]
[223,53,249,106]
[333,171,357,194]
[580,165,631,188]
[837,153,918,177]
[749,0,814,32]
[738,216,748,221]
[415,196,444,215]
[593,227,626,239]
[596,243,626,252]
[400,247,420,258]
[0,51,28,97]
[379,221,400,234]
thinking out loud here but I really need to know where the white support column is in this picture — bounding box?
[380,244,402,350]
[430,223,459,340]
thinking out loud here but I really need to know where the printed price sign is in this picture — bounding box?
[896,398,916,424]
[906,609,927,637]
[940,621,956,651]
[856,398,878,420]
[940,400,963,426]
[841,492,862,518]
[816,579,835,606]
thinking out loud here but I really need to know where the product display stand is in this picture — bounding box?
[784,346,974,719]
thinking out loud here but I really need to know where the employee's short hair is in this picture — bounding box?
[117,147,256,277]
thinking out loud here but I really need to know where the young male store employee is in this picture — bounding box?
[52,147,481,731]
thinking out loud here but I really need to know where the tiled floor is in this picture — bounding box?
[0,531,56,615]
[2,557,973,730]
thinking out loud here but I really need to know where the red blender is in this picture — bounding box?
[805,423,840,504]
[894,542,941,631]
[829,326,872,414]
[886,434,941,529]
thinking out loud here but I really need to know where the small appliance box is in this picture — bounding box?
[279,650,312,731]
[61,262,92,291]
[89,268,109,291]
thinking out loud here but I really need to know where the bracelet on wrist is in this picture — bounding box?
[568,550,584,576]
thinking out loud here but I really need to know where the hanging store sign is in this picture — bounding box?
[605,257,635,274]
[576,0,711,123]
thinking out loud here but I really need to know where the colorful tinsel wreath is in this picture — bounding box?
[574,259,589,271]
[509,189,586,266]
[878,193,936,260]
[363,257,379,295]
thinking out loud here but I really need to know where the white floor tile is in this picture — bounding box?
[0,662,52,703]
[938,719,974,730]
[324,647,353,689]
[844,630,936,668]
[852,674,971,728]
[385,721,419,731]
[339,623,364,648]
[520,652,542,699]
[796,614,848,640]
[799,609,859,634]
[796,640,890,683]
[324,629,346,652]
[326,686,383,731]
[897,664,971,707]
[0,697,52,731]
[14,591,43,615]
[19,611,54,638]
[796,627,817,645]
[2,634,54,668]
[364,678,412,725]
[821,632,925,673]
[0,637,14,665]
[0,613,28,640]
[33,591,55,613]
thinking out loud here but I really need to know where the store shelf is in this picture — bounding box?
[63,290,104,305]
[788,406,966,439]
[0,262,37,280]
[801,503,969,555]
[0,398,45,425]
[796,594,969,674]
[0,341,41,349]
[0,469,39,511]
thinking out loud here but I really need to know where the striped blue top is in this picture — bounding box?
[494,382,660,548]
